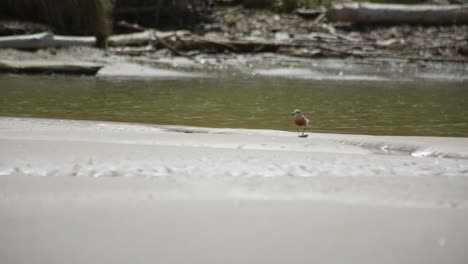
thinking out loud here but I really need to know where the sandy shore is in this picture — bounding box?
[1,117,468,263]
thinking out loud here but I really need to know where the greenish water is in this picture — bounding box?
[1,74,468,137]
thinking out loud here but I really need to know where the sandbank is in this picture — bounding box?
[1,117,468,264]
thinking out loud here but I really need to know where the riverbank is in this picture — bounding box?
[2,4,468,78]
[1,47,468,81]
[1,117,468,204]
[1,117,468,264]
[1,4,468,69]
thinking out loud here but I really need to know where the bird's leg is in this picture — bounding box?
[301,128,307,137]
[297,128,300,137]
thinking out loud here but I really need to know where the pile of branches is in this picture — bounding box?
[105,24,468,62]
[105,3,468,61]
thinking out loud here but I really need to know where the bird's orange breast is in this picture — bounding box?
[294,117,308,127]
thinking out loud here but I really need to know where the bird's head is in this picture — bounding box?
[291,109,302,116]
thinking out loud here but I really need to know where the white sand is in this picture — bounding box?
[1,117,468,264]
[96,62,206,79]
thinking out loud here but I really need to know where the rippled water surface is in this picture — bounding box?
[1,74,467,136]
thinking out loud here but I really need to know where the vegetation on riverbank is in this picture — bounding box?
[0,0,112,45]
[0,0,467,61]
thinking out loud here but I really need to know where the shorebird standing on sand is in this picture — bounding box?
[291,109,309,138]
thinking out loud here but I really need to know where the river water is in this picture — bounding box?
[1,58,467,137]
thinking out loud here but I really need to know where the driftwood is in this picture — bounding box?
[0,59,103,75]
[107,30,157,47]
[107,30,190,47]
[0,32,96,49]
[170,32,387,57]
[0,10,462,63]
[106,30,468,61]
[326,3,468,25]
[108,28,280,53]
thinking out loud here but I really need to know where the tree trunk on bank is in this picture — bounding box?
[326,3,468,25]
[0,59,103,75]
[0,32,96,49]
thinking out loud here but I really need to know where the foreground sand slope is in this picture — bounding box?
[1,117,468,264]
[1,117,468,206]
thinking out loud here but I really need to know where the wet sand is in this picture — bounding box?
[2,192,468,264]
[1,117,468,264]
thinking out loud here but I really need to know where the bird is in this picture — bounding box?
[291,109,309,137]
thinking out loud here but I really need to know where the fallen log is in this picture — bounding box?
[0,59,103,75]
[108,32,281,53]
[326,3,468,25]
[107,30,190,47]
[107,30,157,47]
[0,32,96,49]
